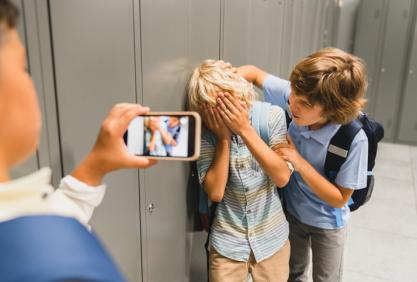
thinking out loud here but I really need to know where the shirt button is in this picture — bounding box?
[239,164,244,169]
[248,232,254,238]
[247,209,252,214]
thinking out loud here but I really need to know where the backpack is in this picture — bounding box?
[192,101,272,277]
[324,113,384,212]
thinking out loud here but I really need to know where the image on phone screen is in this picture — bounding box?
[125,114,197,158]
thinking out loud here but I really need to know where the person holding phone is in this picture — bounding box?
[0,1,156,280]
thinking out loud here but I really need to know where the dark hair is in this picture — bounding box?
[0,0,18,29]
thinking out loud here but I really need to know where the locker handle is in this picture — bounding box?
[148,203,155,214]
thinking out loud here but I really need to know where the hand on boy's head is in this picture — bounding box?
[216,92,250,135]
[219,60,237,74]
[71,103,157,186]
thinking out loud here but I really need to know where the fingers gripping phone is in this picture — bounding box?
[124,112,201,160]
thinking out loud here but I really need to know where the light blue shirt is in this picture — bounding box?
[263,74,368,229]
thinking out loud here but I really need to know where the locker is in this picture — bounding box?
[280,0,295,77]
[49,1,142,281]
[313,0,326,50]
[373,0,413,140]
[222,0,285,89]
[140,1,220,281]
[353,0,387,116]
[300,0,318,57]
[288,0,304,73]
[398,12,417,144]
[333,0,361,52]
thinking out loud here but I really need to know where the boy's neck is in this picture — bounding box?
[308,119,329,131]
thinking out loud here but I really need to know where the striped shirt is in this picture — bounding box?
[197,104,289,262]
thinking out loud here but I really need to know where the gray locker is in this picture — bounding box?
[222,0,285,77]
[311,0,326,51]
[280,0,295,77]
[288,0,304,73]
[333,0,361,52]
[300,0,318,57]
[353,0,387,116]
[140,1,220,281]
[398,12,417,144]
[373,0,413,140]
[49,1,142,281]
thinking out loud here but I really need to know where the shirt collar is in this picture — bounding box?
[297,123,341,145]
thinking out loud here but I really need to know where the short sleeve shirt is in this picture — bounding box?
[197,105,289,262]
[263,74,368,229]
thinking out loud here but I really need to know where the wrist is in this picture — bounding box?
[237,124,255,138]
[71,153,107,186]
[295,157,309,174]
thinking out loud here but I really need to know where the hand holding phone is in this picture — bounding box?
[71,103,158,186]
[124,112,201,161]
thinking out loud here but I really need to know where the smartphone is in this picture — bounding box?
[124,112,201,161]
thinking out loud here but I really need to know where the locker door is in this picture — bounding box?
[373,0,413,140]
[223,0,285,76]
[140,1,220,281]
[353,0,387,116]
[300,0,318,57]
[398,18,417,144]
[9,0,39,178]
[49,1,142,281]
[281,0,295,77]
[288,0,304,72]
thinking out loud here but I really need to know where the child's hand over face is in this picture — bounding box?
[201,103,231,141]
[217,92,251,136]
[273,134,305,172]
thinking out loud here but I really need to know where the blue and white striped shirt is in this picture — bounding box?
[197,105,289,262]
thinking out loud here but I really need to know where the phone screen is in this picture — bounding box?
[125,114,196,158]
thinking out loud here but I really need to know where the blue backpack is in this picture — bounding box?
[0,215,125,282]
[324,113,384,212]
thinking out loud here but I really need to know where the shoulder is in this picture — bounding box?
[353,128,368,145]
[263,74,290,88]
[268,105,286,124]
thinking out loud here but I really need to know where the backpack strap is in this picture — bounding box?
[251,101,271,144]
[324,119,362,227]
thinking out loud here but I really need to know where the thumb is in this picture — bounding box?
[127,156,158,169]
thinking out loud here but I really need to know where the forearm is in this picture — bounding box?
[160,128,174,145]
[71,153,106,186]
[237,65,266,88]
[297,160,352,208]
[240,127,291,187]
[203,140,230,202]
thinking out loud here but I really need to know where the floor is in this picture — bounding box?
[342,142,417,282]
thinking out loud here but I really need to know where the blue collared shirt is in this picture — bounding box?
[263,74,368,229]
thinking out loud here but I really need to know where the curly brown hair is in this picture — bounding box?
[290,48,367,124]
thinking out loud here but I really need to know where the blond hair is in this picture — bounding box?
[187,59,256,112]
[290,48,368,124]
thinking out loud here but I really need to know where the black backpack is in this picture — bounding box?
[324,113,384,211]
